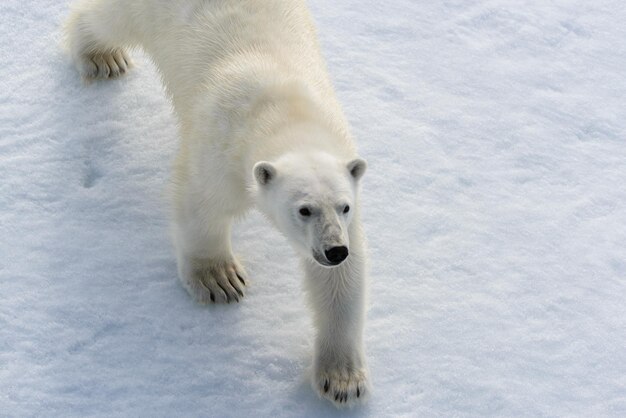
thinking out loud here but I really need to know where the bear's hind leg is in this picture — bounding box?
[64,0,135,80]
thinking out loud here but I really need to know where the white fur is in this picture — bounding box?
[65,0,369,407]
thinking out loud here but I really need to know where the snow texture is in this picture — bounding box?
[1,0,625,416]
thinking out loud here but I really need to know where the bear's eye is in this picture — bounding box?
[343,205,350,214]
[299,207,311,217]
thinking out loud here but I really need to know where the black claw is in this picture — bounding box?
[236,288,244,298]
[210,292,215,302]
[334,392,339,401]
[237,273,246,286]
[323,380,329,392]
[216,283,229,303]
[357,387,360,398]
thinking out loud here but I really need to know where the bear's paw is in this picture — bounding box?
[315,364,369,408]
[186,258,247,304]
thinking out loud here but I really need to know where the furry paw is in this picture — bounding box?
[64,11,133,81]
[182,258,247,304]
[315,364,369,407]
[76,49,132,80]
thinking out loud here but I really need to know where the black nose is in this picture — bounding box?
[325,246,349,264]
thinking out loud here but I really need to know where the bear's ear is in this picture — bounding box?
[253,161,277,186]
[347,158,367,181]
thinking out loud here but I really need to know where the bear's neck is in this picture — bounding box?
[242,79,355,166]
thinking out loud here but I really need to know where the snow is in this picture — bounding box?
[1,0,625,416]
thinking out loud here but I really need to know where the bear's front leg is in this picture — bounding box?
[304,223,369,407]
[172,214,247,304]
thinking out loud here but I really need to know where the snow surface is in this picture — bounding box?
[1,0,625,416]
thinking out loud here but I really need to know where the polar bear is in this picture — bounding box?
[65,0,370,407]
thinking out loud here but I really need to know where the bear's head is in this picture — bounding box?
[253,151,366,267]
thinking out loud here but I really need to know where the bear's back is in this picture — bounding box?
[139,0,337,116]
